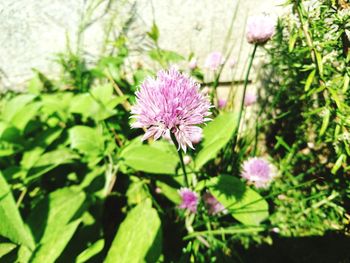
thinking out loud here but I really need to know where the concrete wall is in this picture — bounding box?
[0,0,284,90]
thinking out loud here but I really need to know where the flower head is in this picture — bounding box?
[205,51,224,71]
[130,68,212,152]
[244,91,257,106]
[241,157,277,188]
[178,188,199,213]
[246,15,275,44]
[203,192,227,215]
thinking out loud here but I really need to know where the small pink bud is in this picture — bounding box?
[204,51,224,71]
[228,58,236,68]
[244,91,257,106]
[218,98,227,109]
[188,58,197,70]
[183,155,192,165]
[155,187,162,194]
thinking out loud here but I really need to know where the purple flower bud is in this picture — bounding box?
[218,98,227,109]
[178,188,199,213]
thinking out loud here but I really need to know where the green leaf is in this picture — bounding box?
[69,126,104,156]
[76,239,104,263]
[304,69,316,91]
[105,200,162,263]
[147,22,160,42]
[0,243,17,258]
[127,176,150,205]
[121,144,178,174]
[11,102,41,131]
[319,108,330,136]
[1,94,36,123]
[26,187,86,263]
[207,175,269,225]
[0,172,34,249]
[195,113,237,170]
[149,49,184,63]
[156,181,181,204]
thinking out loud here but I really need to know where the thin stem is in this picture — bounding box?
[170,133,189,187]
[232,44,258,150]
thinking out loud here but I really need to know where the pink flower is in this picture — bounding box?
[203,192,226,215]
[241,157,277,188]
[246,15,275,44]
[244,91,257,106]
[205,51,224,71]
[188,58,197,70]
[178,188,199,213]
[218,98,227,109]
[130,68,212,152]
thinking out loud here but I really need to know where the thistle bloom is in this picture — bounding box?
[130,68,212,152]
[241,157,277,188]
[178,188,199,213]
[205,51,224,71]
[244,91,257,106]
[203,192,226,215]
[246,15,275,44]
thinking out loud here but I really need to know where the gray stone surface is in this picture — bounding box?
[0,0,284,90]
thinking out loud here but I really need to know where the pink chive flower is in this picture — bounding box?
[203,192,227,215]
[188,58,197,70]
[241,157,277,188]
[178,188,199,213]
[246,15,275,44]
[130,68,212,152]
[244,91,257,106]
[205,51,225,71]
[218,98,227,109]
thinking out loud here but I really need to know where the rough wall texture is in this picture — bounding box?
[0,0,284,90]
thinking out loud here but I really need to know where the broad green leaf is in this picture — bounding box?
[156,181,181,204]
[0,173,34,249]
[149,49,184,63]
[195,113,237,170]
[30,220,81,263]
[1,94,36,123]
[69,126,104,156]
[105,200,162,263]
[121,144,178,174]
[10,102,41,131]
[0,243,17,258]
[127,176,150,205]
[26,187,86,263]
[90,84,113,104]
[76,239,104,263]
[207,175,269,225]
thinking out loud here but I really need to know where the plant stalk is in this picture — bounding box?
[171,133,190,187]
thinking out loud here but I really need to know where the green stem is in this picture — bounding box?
[232,44,258,150]
[170,133,190,187]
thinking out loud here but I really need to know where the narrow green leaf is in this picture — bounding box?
[304,69,316,91]
[0,243,17,258]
